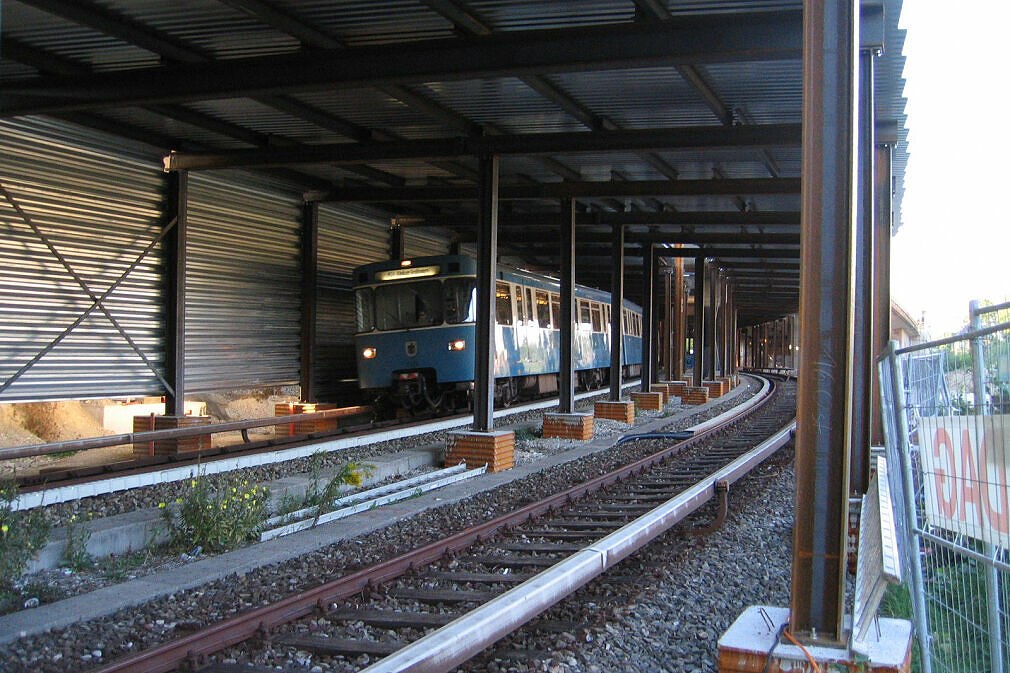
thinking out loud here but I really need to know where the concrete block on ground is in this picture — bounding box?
[648,384,670,404]
[681,386,710,405]
[718,606,912,673]
[542,413,594,440]
[594,400,635,424]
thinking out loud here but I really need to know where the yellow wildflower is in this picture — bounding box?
[158,502,166,508]
[1,524,8,534]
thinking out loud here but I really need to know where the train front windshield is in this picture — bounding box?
[355,278,476,332]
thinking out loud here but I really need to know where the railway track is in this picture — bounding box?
[92,375,795,673]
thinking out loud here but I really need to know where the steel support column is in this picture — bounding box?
[705,263,718,380]
[693,256,705,385]
[609,225,625,400]
[300,202,319,402]
[164,170,188,417]
[473,154,499,432]
[662,270,672,380]
[850,48,875,495]
[641,244,655,390]
[791,0,857,644]
[673,257,685,380]
[870,144,892,446]
[559,198,576,413]
[390,223,405,260]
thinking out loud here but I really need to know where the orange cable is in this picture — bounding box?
[782,629,823,673]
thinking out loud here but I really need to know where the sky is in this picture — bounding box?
[891,1,1010,337]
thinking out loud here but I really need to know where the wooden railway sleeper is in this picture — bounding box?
[690,479,730,537]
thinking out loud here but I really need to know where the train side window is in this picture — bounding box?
[622,308,629,334]
[603,304,610,329]
[526,287,536,325]
[590,302,602,332]
[550,293,560,328]
[495,281,513,325]
[535,289,551,328]
[354,287,374,332]
[634,313,641,336]
[514,285,525,325]
[578,300,591,329]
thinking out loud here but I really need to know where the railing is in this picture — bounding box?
[879,303,1010,673]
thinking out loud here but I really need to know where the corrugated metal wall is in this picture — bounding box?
[185,173,303,392]
[403,228,450,258]
[315,204,391,399]
[0,119,167,402]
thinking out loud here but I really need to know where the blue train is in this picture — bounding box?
[353,255,643,413]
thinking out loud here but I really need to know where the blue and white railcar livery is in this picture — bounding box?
[353,255,643,413]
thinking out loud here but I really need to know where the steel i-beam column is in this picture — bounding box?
[609,225,625,400]
[390,223,405,260]
[662,270,672,380]
[705,263,717,380]
[559,198,576,414]
[791,0,857,644]
[870,144,892,446]
[301,202,319,402]
[473,154,500,432]
[164,170,188,417]
[693,256,705,386]
[849,47,876,496]
[641,244,655,390]
[673,256,685,379]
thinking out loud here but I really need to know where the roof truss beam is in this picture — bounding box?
[1,12,802,117]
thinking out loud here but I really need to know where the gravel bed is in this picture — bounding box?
[1,379,769,671]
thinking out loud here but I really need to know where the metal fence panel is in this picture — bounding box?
[880,310,1010,673]
[0,118,167,402]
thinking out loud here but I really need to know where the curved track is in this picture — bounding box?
[92,375,795,673]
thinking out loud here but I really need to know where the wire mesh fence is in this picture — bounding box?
[879,304,1010,673]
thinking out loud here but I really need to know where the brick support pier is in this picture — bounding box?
[132,414,211,457]
[594,400,635,423]
[445,430,515,472]
[542,413,594,440]
[631,391,664,411]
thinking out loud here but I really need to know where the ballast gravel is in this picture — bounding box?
[1,379,780,673]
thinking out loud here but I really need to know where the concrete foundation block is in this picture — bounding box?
[542,413,594,440]
[594,400,635,423]
[445,430,515,472]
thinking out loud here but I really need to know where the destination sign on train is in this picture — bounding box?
[377,265,440,281]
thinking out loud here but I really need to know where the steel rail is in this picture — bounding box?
[92,376,779,673]
[362,419,796,673]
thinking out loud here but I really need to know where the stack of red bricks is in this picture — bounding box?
[542,413,594,440]
[702,379,727,398]
[717,376,734,392]
[445,430,515,472]
[631,391,664,410]
[680,386,710,405]
[648,384,670,404]
[273,403,370,436]
[594,400,635,423]
[132,414,211,457]
[666,380,689,399]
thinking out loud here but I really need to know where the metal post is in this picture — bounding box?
[164,170,188,417]
[693,256,705,386]
[662,269,672,380]
[473,154,499,432]
[705,263,717,380]
[870,144,892,446]
[790,0,857,644]
[609,225,625,400]
[300,202,319,402]
[970,300,1005,673]
[390,223,405,260]
[883,341,933,673]
[673,257,685,379]
[850,48,875,496]
[641,244,654,390]
[559,198,576,414]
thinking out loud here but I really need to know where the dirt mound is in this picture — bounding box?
[0,405,43,449]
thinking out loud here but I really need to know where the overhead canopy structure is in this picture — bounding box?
[0,0,906,330]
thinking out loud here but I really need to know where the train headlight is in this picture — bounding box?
[448,339,466,352]
[362,346,377,359]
